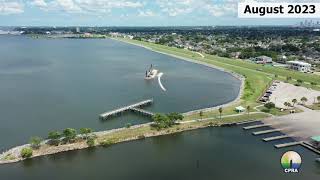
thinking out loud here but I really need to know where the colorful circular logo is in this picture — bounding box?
[281,151,302,173]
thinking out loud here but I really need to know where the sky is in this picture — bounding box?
[0,0,318,26]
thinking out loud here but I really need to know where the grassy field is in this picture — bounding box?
[256,106,303,116]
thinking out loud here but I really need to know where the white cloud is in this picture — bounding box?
[57,0,82,13]
[0,1,24,15]
[155,0,237,17]
[74,0,143,14]
[204,3,237,17]
[138,10,155,17]
[29,0,143,14]
[21,0,241,17]
[30,0,48,9]
[156,0,195,16]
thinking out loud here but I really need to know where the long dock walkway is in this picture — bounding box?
[263,135,291,142]
[130,108,154,117]
[301,142,320,155]
[274,141,303,148]
[243,124,271,130]
[236,120,261,125]
[252,129,282,136]
[100,99,153,119]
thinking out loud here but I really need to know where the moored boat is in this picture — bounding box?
[145,64,159,79]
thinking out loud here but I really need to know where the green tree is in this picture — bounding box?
[86,137,95,147]
[29,136,42,149]
[63,128,77,143]
[246,105,251,116]
[301,97,308,105]
[284,102,292,109]
[48,131,61,146]
[100,139,115,147]
[297,79,303,84]
[264,102,275,109]
[79,128,92,140]
[199,111,203,120]
[218,107,223,119]
[317,96,320,103]
[167,112,183,121]
[287,102,292,107]
[311,82,317,87]
[125,123,132,128]
[152,113,174,129]
[20,147,33,158]
[292,99,297,107]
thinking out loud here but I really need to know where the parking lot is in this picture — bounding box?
[266,81,320,109]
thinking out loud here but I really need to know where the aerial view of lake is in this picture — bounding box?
[0,36,240,149]
[0,36,318,179]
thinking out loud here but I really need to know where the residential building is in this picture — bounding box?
[287,61,311,72]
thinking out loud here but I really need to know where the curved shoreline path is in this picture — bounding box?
[157,72,167,91]
[196,52,205,58]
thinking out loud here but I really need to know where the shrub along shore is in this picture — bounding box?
[0,113,269,164]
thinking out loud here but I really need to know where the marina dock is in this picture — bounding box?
[243,124,271,130]
[252,129,282,136]
[236,120,261,125]
[301,142,320,155]
[100,99,153,119]
[263,135,291,142]
[274,141,302,148]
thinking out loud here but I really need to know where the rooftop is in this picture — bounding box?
[311,136,320,142]
[287,60,311,66]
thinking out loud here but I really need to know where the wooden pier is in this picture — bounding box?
[243,124,271,130]
[274,141,303,148]
[99,99,153,120]
[252,129,282,136]
[263,135,291,142]
[130,108,154,117]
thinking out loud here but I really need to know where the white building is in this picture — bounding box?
[287,61,311,72]
[252,56,273,64]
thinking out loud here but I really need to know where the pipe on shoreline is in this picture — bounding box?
[157,72,166,91]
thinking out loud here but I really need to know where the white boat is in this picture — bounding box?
[145,64,158,80]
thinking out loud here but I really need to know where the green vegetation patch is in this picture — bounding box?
[20,147,33,159]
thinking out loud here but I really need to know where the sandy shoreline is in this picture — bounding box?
[0,38,245,165]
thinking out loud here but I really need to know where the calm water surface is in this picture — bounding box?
[0,36,240,149]
[0,36,318,179]
[1,127,319,179]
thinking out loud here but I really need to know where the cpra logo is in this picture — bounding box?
[281,151,302,173]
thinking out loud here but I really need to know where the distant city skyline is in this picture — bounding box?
[0,0,320,26]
